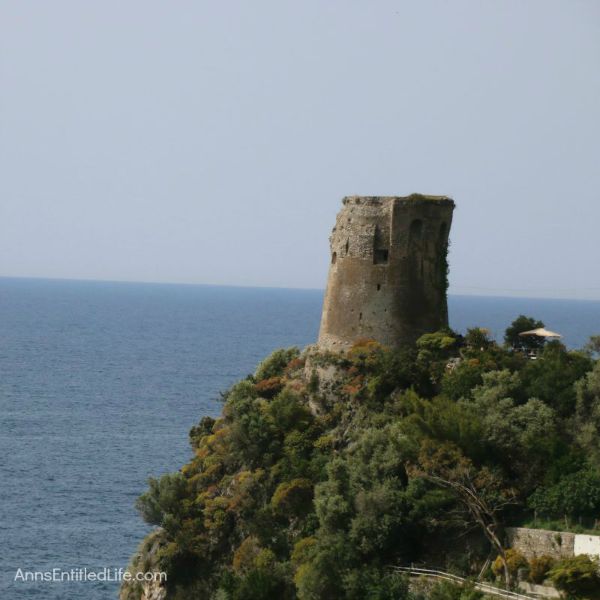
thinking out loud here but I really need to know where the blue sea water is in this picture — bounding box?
[0,277,598,599]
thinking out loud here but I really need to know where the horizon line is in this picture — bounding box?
[1,274,599,303]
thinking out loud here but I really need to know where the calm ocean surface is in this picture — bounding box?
[1,277,599,599]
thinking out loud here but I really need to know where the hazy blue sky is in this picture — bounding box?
[1,1,599,299]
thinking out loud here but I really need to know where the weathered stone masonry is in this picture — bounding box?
[506,527,576,560]
[506,527,600,560]
[318,195,455,351]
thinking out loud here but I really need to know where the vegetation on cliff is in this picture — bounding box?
[124,319,600,600]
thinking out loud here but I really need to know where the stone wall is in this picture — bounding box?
[506,527,575,560]
[507,527,600,560]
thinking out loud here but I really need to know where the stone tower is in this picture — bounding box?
[318,194,455,351]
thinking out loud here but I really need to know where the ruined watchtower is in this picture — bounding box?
[317,194,455,351]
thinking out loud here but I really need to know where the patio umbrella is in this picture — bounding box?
[518,328,562,338]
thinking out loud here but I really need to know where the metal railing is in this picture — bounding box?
[391,565,539,599]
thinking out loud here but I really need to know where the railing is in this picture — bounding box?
[391,566,538,599]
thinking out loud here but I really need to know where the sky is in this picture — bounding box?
[1,1,599,299]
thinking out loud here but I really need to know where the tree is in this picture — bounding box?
[504,315,544,351]
[528,468,600,526]
[342,567,410,600]
[294,535,350,599]
[135,472,188,527]
[271,478,314,518]
[464,327,493,351]
[584,335,600,358]
[442,359,487,402]
[416,330,459,362]
[521,341,593,416]
[416,330,460,389]
[463,369,558,484]
[313,424,414,555]
[412,440,517,587]
[574,361,600,468]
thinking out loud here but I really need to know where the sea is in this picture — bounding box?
[1,277,599,599]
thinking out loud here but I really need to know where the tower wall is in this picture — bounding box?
[317,195,455,351]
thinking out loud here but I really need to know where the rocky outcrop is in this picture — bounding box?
[120,530,168,600]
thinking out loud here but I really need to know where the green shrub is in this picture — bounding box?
[491,549,528,580]
[464,327,493,351]
[233,536,261,573]
[342,567,410,600]
[291,537,317,566]
[427,580,484,600]
[255,376,283,399]
[548,555,600,598]
[271,478,314,516]
[528,555,555,584]
[135,472,187,527]
[255,348,300,381]
[189,415,215,449]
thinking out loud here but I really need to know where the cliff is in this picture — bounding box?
[122,331,600,599]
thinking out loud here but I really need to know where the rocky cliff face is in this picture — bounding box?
[120,530,168,600]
